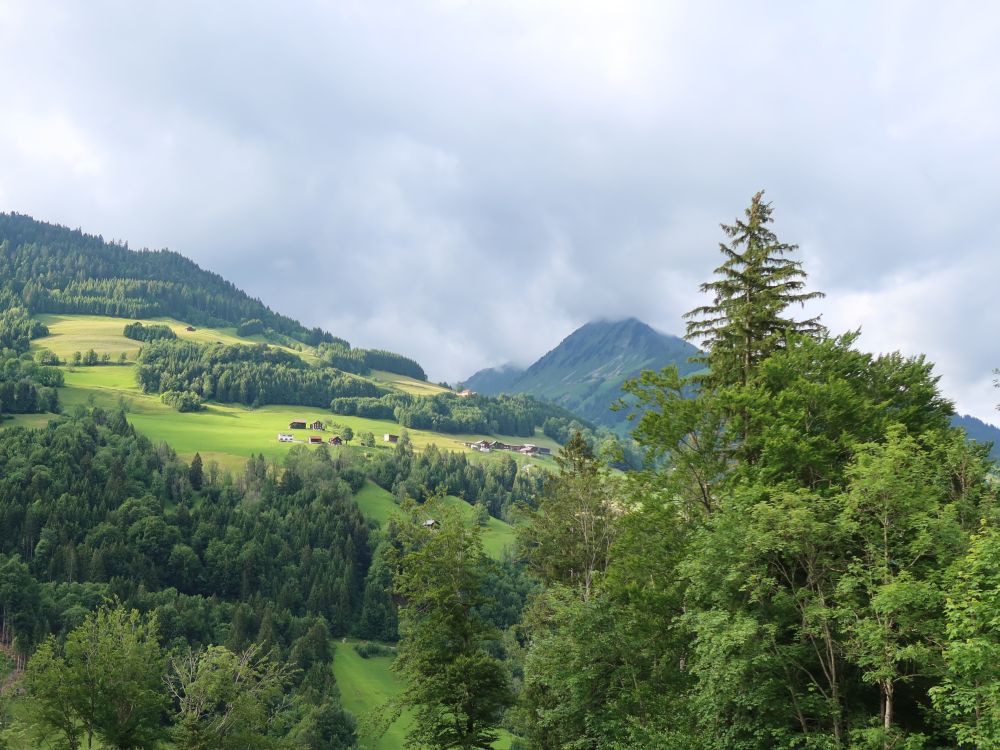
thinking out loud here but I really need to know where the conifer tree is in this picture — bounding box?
[684,190,825,388]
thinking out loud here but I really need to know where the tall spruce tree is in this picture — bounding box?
[684,190,825,388]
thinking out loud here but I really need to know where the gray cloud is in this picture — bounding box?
[1,1,998,420]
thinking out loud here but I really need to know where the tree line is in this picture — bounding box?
[136,339,383,408]
[123,321,177,342]
[331,391,582,437]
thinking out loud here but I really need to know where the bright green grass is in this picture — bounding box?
[333,640,513,750]
[352,481,516,560]
[32,313,313,363]
[18,314,560,473]
[370,369,451,396]
[333,640,411,750]
[34,315,441,397]
[45,363,555,471]
[354,481,402,527]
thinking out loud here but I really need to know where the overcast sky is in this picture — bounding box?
[1,1,999,421]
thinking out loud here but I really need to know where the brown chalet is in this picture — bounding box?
[310,420,324,430]
[308,435,324,444]
[289,420,307,430]
[329,436,343,445]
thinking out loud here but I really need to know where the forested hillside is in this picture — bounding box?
[0,213,427,379]
[0,410,368,746]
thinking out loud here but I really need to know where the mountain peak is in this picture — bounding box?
[463,317,701,427]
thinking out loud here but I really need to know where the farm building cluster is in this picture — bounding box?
[278,419,344,446]
[465,439,552,456]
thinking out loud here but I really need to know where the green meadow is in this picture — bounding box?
[20,314,559,470]
[353,481,517,560]
[333,640,514,750]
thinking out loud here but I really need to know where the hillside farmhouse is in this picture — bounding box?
[329,436,343,445]
[289,420,307,429]
[309,435,324,444]
[310,420,324,430]
[384,434,399,443]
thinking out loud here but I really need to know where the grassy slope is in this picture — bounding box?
[21,315,559,470]
[333,640,513,750]
[353,481,516,560]
[33,313,309,361]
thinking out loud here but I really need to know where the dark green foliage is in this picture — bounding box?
[316,342,370,375]
[237,318,265,336]
[0,352,62,415]
[0,308,59,416]
[0,307,47,352]
[391,501,513,749]
[122,321,177,342]
[332,390,578,438]
[137,338,383,408]
[361,348,426,381]
[161,389,204,412]
[0,413,372,649]
[357,538,399,642]
[124,322,174,342]
[684,190,824,388]
[354,641,395,659]
[189,452,204,490]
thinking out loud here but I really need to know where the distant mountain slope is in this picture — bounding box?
[0,212,426,378]
[463,318,701,427]
[0,212,335,345]
[951,413,1000,463]
[463,363,525,394]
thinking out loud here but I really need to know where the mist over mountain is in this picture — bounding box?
[463,317,701,428]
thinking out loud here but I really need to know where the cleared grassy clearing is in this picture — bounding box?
[32,313,313,362]
[352,482,517,560]
[353,481,401,527]
[332,640,513,750]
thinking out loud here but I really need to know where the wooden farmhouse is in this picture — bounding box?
[329,436,343,445]
[384,434,399,443]
[309,420,324,430]
[308,435,324,444]
[289,420,307,430]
